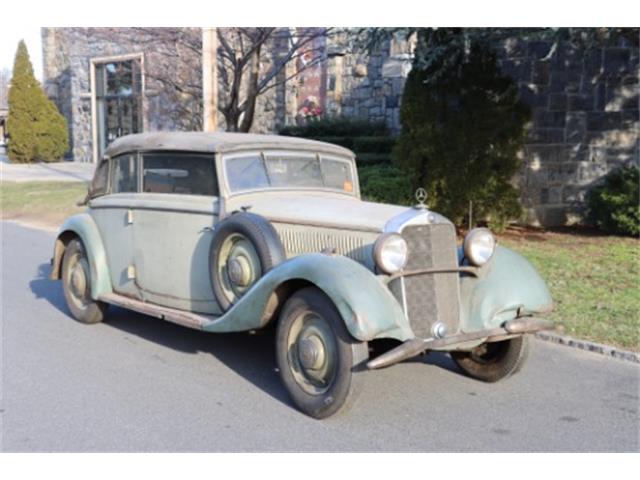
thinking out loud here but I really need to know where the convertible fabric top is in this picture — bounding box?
[103,132,354,159]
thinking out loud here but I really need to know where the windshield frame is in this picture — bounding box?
[221,149,359,199]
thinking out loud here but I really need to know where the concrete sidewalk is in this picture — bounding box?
[0,147,94,183]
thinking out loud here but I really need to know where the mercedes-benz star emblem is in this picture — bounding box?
[415,187,428,206]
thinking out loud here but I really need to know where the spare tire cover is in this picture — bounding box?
[209,212,286,311]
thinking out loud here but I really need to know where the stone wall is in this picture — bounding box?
[497,37,640,226]
[323,34,412,134]
[321,33,638,226]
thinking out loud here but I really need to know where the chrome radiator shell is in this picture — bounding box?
[390,223,461,338]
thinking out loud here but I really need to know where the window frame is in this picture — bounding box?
[88,158,111,199]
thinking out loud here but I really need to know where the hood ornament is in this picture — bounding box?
[414,188,428,209]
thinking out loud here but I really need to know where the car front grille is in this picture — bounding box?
[390,223,461,338]
[273,223,378,270]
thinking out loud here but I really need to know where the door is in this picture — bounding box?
[132,152,222,315]
[89,153,140,298]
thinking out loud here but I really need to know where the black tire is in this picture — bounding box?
[276,287,369,419]
[61,238,108,324]
[209,212,285,311]
[450,335,530,382]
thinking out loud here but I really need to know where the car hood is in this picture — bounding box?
[224,192,425,232]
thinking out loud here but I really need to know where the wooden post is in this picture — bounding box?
[202,27,218,132]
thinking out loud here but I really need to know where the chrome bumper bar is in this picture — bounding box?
[367,317,554,370]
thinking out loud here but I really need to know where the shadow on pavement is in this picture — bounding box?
[30,262,461,413]
[30,262,70,317]
[105,306,292,407]
[30,262,292,408]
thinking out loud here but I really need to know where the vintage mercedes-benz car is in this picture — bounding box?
[50,132,553,418]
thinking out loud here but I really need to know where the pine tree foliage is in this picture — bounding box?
[394,29,530,228]
[7,40,68,163]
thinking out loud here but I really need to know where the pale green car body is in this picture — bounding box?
[51,132,553,357]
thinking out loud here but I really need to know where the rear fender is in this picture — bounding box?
[202,253,412,342]
[50,213,112,299]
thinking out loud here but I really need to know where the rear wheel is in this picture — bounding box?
[450,336,530,382]
[61,239,108,324]
[276,287,368,419]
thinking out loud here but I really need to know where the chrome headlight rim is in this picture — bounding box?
[373,233,409,274]
[463,228,497,266]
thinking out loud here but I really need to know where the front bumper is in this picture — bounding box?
[367,316,554,369]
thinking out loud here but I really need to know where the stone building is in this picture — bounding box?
[41,27,639,226]
[41,28,414,162]
[497,37,639,225]
[42,28,203,163]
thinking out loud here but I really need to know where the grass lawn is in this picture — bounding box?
[0,181,87,229]
[500,227,639,351]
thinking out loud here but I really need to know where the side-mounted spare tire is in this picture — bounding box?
[209,212,286,311]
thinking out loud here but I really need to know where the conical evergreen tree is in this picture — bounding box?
[393,29,530,229]
[7,40,68,163]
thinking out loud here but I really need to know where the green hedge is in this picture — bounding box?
[352,136,396,154]
[356,153,393,165]
[587,165,640,236]
[306,136,354,149]
[280,117,388,138]
[358,164,413,206]
[298,135,396,155]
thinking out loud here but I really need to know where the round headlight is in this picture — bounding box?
[463,228,496,266]
[374,233,408,274]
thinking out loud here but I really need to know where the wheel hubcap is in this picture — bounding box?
[70,263,87,298]
[298,335,326,370]
[227,256,252,287]
[218,233,261,304]
[288,312,338,395]
[66,252,90,308]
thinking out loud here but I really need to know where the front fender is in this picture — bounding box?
[202,253,412,342]
[50,213,112,300]
[459,245,553,331]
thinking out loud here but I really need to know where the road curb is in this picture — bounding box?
[535,331,639,364]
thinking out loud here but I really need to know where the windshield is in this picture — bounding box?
[225,153,355,195]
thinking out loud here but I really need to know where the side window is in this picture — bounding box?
[111,154,138,193]
[89,160,109,198]
[142,152,218,196]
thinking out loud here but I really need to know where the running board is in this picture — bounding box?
[99,293,218,330]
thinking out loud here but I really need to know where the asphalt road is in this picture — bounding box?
[1,221,638,452]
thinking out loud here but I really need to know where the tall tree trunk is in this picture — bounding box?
[222,50,245,132]
[239,45,261,133]
[223,109,241,131]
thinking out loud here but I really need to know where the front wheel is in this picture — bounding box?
[276,287,368,419]
[61,239,108,324]
[450,335,530,382]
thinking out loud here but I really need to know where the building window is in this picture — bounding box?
[95,58,143,160]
